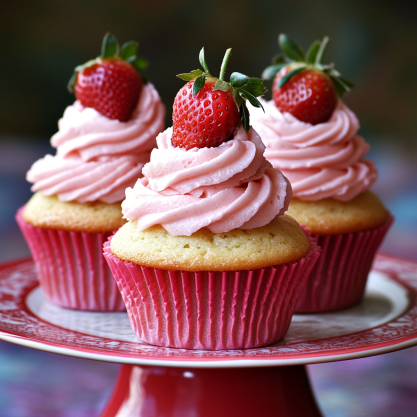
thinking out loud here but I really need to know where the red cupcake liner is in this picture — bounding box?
[295,212,394,313]
[103,230,320,350]
[16,207,125,311]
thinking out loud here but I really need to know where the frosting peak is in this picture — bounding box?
[122,126,292,236]
[27,83,165,203]
[250,99,377,202]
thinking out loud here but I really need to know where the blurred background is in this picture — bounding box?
[0,0,416,416]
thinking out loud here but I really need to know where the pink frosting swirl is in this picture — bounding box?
[250,99,377,201]
[27,83,165,203]
[122,126,292,236]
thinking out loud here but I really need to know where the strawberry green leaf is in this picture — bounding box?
[338,76,355,89]
[199,48,211,76]
[191,69,204,77]
[101,33,119,58]
[177,69,204,81]
[327,68,341,77]
[279,34,304,62]
[327,67,355,95]
[278,66,306,88]
[193,74,206,95]
[240,90,264,111]
[332,77,348,96]
[232,89,244,110]
[67,60,96,93]
[213,79,231,92]
[246,77,264,84]
[331,76,355,97]
[241,102,250,131]
[306,40,320,65]
[265,33,355,100]
[76,60,96,72]
[230,72,248,88]
[321,64,335,72]
[67,72,77,93]
[272,54,286,65]
[240,81,267,98]
[130,56,148,72]
[120,41,138,60]
[177,73,197,81]
[262,64,286,80]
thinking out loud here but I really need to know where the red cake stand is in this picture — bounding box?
[1,253,417,417]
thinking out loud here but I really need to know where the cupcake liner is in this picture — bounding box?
[103,231,320,350]
[16,207,125,311]
[295,212,394,313]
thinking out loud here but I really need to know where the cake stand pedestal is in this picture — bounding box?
[102,364,321,417]
[1,253,417,417]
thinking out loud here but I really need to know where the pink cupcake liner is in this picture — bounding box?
[16,207,125,311]
[103,231,320,350]
[295,212,394,313]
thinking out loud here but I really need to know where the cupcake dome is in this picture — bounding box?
[112,125,309,269]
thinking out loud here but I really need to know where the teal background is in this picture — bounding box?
[1,0,416,150]
[0,1,416,416]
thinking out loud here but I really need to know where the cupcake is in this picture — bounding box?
[104,48,320,350]
[17,33,165,311]
[250,34,393,312]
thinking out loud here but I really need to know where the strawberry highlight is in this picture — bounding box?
[172,48,267,150]
[68,33,148,122]
[262,34,355,125]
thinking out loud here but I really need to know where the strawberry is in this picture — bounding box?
[173,48,267,150]
[262,34,355,125]
[68,33,148,122]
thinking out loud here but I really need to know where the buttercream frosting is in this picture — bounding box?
[250,99,377,201]
[122,126,292,236]
[27,83,165,203]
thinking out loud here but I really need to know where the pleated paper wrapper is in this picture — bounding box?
[16,207,125,311]
[103,230,321,350]
[295,213,394,313]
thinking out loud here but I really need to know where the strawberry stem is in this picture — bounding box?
[199,48,211,76]
[219,48,232,81]
[315,36,329,66]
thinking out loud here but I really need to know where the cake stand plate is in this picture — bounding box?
[1,253,417,416]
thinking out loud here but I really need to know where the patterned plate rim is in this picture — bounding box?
[1,253,417,368]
